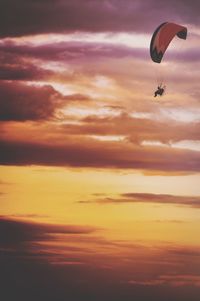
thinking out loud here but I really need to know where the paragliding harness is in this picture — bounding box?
[154,84,165,97]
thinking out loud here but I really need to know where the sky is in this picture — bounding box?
[1,1,200,300]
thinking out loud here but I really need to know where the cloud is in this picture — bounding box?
[1,217,200,300]
[0,180,13,185]
[0,217,96,248]
[74,114,200,144]
[167,246,200,258]
[7,213,50,219]
[0,81,91,121]
[0,217,200,301]
[0,61,51,81]
[82,192,200,208]
[1,108,200,173]
[0,0,199,38]
[0,40,147,62]
[122,193,200,208]
[1,135,200,173]
[0,44,54,80]
[0,81,60,121]
[129,274,200,287]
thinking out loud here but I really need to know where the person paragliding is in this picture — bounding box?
[150,22,187,97]
[154,84,165,97]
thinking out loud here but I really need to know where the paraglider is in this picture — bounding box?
[150,22,187,97]
[154,84,166,97]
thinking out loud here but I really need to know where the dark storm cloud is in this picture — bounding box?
[89,192,200,208]
[0,0,199,38]
[1,138,200,173]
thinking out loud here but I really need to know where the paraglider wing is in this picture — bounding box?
[150,22,187,63]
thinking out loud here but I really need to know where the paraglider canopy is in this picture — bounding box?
[150,22,187,63]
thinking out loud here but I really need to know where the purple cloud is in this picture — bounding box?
[0,0,198,38]
[0,81,91,121]
[1,137,200,173]
[0,40,148,62]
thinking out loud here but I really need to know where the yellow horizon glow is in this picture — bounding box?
[1,165,200,246]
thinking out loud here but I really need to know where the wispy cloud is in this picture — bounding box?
[129,274,200,287]
[80,192,200,208]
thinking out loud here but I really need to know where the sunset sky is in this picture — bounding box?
[1,1,200,300]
